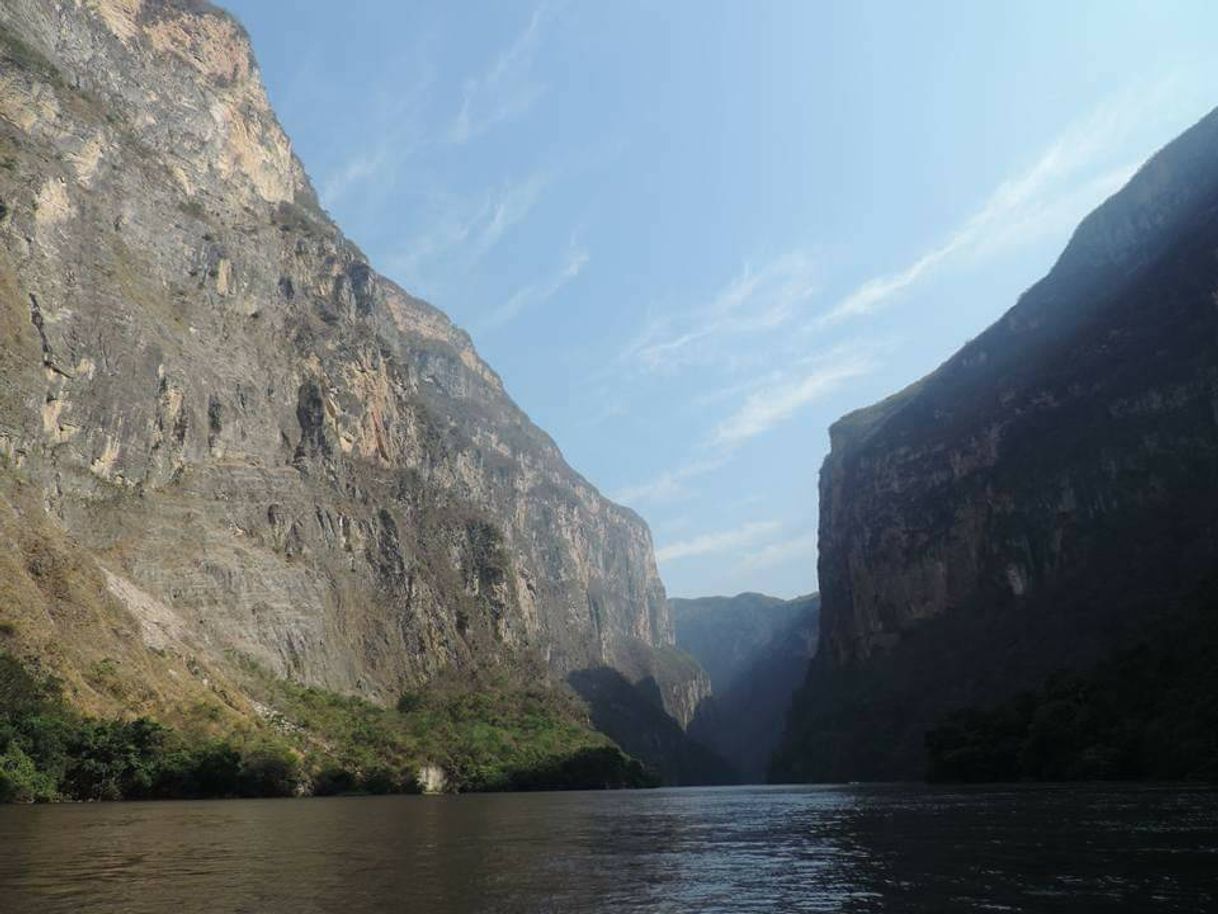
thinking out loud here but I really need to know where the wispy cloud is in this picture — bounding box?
[620,251,818,375]
[315,7,559,297]
[655,520,782,564]
[613,344,879,508]
[387,172,550,292]
[620,83,1192,543]
[967,161,1139,263]
[321,150,390,208]
[711,348,877,446]
[482,239,588,330]
[738,529,818,572]
[465,173,549,262]
[315,63,435,213]
[449,5,550,145]
[689,369,785,409]
[816,82,1179,327]
[612,456,727,507]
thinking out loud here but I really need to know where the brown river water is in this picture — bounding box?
[1,783,1216,912]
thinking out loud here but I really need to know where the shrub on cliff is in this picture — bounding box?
[0,651,305,801]
[237,744,302,798]
[1,648,655,801]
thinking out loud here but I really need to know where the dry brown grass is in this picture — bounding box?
[0,473,255,737]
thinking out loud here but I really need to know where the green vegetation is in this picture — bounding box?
[925,598,1218,782]
[177,199,207,221]
[0,651,656,803]
[0,652,304,802]
[270,199,331,239]
[263,671,657,793]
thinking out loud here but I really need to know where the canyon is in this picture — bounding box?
[673,592,819,782]
[0,0,710,783]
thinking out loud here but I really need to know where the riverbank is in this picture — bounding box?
[0,651,656,803]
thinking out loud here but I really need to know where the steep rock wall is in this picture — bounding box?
[776,106,1218,780]
[0,0,699,722]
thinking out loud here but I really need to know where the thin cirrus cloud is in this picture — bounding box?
[315,61,436,213]
[711,348,877,447]
[814,79,1186,328]
[614,345,877,507]
[738,530,819,572]
[611,456,728,506]
[655,520,782,565]
[320,149,390,209]
[388,172,550,293]
[620,251,818,375]
[449,4,550,145]
[606,253,831,510]
[463,173,550,264]
[481,240,589,330]
[611,349,876,513]
[317,5,559,302]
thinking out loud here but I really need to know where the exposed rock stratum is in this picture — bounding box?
[0,0,709,748]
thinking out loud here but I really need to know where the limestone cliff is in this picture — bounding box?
[0,1,702,733]
[775,106,1218,780]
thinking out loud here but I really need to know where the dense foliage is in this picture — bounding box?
[925,601,1218,782]
[0,653,306,802]
[267,672,657,793]
[0,652,656,802]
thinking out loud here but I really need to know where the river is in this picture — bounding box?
[1,784,1215,912]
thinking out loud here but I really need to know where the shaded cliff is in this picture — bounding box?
[924,577,1218,783]
[774,106,1218,781]
[567,664,733,785]
[674,592,819,782]
[0,0,704,769]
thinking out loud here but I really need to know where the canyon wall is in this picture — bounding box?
[0,0,707,731]
[775,106,1218,780]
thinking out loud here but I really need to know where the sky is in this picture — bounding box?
[224,0,1218,599]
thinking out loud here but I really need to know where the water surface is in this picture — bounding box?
[1,784,1216,912]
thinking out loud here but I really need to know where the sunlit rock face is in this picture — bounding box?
[775,106,1218,780]
[0,1,695,722]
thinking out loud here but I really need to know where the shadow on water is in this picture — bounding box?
[0,784,1216,913]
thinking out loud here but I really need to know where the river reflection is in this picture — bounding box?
[0,784,1215,912]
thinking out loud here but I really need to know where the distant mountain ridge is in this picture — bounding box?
[673,592,819,782]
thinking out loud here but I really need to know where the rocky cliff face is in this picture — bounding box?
[0,1,701,728]
[775,106,1218,780]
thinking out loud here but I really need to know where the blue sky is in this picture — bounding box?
[225,0,1218,599]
